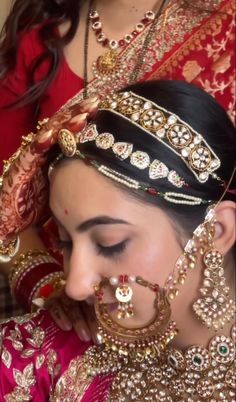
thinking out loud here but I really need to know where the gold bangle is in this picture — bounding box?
[0,236,20,263]
[9,250,51,289]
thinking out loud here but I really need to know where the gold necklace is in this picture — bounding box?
[53,322,236,401]
[53,281,235,400]
[89,8,156,80]
[83,0,168,98]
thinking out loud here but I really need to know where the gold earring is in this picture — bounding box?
[193,245,235,331]
[164,206,235,331]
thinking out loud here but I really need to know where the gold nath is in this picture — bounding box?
[100,91,223,184]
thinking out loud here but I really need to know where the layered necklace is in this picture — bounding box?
[83,0,168,96]
[54,288,235,401]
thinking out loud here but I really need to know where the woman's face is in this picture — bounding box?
[50,159,184,327]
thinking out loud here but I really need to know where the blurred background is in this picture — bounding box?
[0,0,11,29]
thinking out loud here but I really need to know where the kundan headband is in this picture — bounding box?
[54,90,224,206]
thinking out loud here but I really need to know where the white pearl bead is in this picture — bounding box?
[110,277,118,286]
[128,275,136,283]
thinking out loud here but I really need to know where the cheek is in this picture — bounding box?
[125,235,181,287]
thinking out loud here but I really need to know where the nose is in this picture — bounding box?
[64,246,100,301]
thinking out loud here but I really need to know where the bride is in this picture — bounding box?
[0,80,235,401]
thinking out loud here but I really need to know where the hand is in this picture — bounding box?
[46,292,99,344]
[0,97,99,245]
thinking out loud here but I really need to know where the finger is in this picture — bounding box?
[81,303,99,345]
[68,304,92,342]
[78,97,100,118]
[49,302,72,331]
[66,113,89,132]
[34,128,56,153]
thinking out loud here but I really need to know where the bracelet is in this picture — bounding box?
[9,249,63,311]
[31,271,65,311]
[0,236,20,263]
[9,250,51,288]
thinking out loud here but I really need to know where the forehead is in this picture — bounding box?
[49,159,141,216]
[49,159,168,227]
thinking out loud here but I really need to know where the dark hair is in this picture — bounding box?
[77,80,236,234]
[0,0,84,106]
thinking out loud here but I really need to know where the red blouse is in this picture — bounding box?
[0,27,84,171]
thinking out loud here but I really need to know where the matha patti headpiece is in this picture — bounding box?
[99,91,223,184]
[55,90,225,205]
[77,124,187,188]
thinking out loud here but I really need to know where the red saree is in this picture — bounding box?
[63,0,235,121]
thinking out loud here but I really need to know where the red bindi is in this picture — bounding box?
[64,209,69,215]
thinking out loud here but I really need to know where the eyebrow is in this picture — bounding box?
[51,213,130,232]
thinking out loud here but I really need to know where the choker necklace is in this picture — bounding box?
[83,0,168,97]
[90,9,155,81]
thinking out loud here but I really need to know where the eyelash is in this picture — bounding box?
[57,240,128,258]
[97,240,128,258]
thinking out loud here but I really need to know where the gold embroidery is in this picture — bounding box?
[149,0,235,121]
[5,364,36,402]
[51,357,93,401]
[182,60,203,81]
[5,387,32,402]
[47,349,61,377]
[36,354,46,369]
[2,346,12,369]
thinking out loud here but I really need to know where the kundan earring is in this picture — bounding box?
[164,206,235,331]
[192,210,235,330]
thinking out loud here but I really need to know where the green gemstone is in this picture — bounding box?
[219,345,228,355]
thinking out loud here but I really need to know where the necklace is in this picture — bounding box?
[83,0,168,98]
[90,9,156,82]
[53,321,236,401]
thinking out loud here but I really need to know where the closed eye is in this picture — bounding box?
[97,239,128,258]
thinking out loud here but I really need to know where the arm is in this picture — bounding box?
[0,27,64,312]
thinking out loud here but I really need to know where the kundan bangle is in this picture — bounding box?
[0,236,20,263]
[9,249,63,311]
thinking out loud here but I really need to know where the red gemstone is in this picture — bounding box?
[124,275,128,283]
[119,39,125,47]
[84,158,93,166]
[39,283,54,298]
[153,284,160,292]
[102,38,109,46]
[147,187,158,196]
[95,28,102,35]
[119,275,124,283]
[142,18,149,24]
